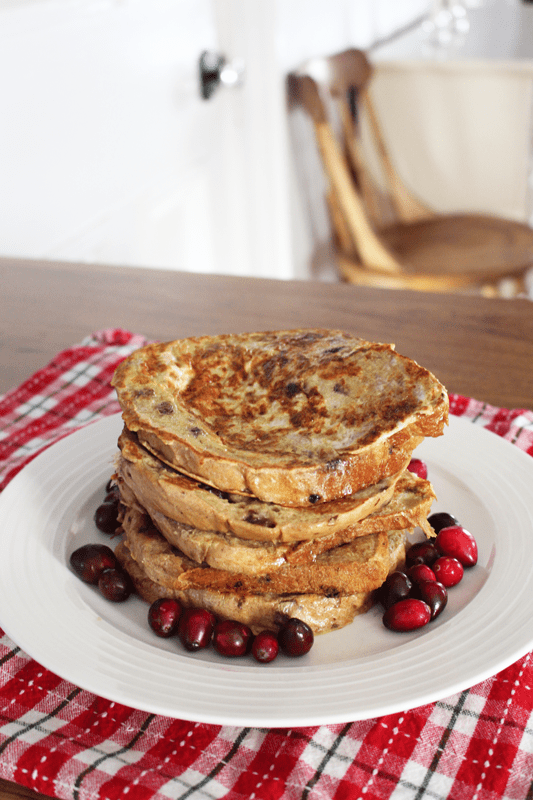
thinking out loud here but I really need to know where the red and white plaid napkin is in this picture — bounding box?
[1,330,532,800]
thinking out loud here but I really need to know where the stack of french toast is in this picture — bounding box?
[111,329,448,635]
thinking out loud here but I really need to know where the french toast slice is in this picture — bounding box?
[116,428,406,542]
[120,505,407,597]
[111,329,448,506]
[115,539,377,634]
[117,469,434,573]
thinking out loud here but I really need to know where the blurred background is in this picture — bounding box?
[1,0,532,282]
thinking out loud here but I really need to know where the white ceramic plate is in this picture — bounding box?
[1,414,532,727]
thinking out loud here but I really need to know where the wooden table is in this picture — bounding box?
[0,255,533,800]
[1,256,532,408]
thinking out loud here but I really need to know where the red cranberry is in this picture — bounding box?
[407,563,436,584]
[377,571,412,610]
[411,580,448,619]
[407,458,428,479]
[98,568,131,602]
[70,543,117,584]
[435,525,478,567]
[251,631,279,663]
[433,556,464,587]
[148,598,182,637]
[278,618,314,656]
[213,620,252,657]
[406,540,439,568]
[383,598,431,632]
[94,502,120,534]
[427,511,460,534]
[178,607,216,651]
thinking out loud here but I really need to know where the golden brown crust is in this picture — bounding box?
[114,540,394,635]
[112,329,448,505]
[117,469,433,573]
[116,427,406,542]
[120,505,407,597]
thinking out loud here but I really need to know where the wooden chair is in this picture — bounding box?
[287,49,533,296]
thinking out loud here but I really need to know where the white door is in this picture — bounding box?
[0,0,291,279]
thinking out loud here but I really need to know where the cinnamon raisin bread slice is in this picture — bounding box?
[116,427,405,543]
[120,505,407,598]
[111,329,448,506]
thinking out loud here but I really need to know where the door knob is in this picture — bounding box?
[199,50,245,99]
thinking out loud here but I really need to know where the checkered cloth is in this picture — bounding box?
[1,330,533,800]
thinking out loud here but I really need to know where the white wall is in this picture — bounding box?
[0,0,428,279]
[367,1,533,225]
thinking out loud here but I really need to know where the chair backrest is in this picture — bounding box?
[287,49,431,275]
[368,58,533,224]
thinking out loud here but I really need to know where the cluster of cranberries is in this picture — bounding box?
[70,481,131,602]
[70,481,314,662]
[93,480,122,534]
[148,597,314,662]
[380,458,479,633]
[69,541,132,601]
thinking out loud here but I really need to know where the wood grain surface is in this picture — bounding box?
[0,780,51,800]
[1,256,532,408]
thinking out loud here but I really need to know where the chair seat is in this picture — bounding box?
[380,213,533,282]
[288,50,533,296]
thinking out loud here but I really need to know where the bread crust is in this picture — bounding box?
[120,505,407,597]
[115,539,375,634]
[116,428,407,542]
[117,469,433,574]
[115,535,406,635]
[112,329,448,505]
